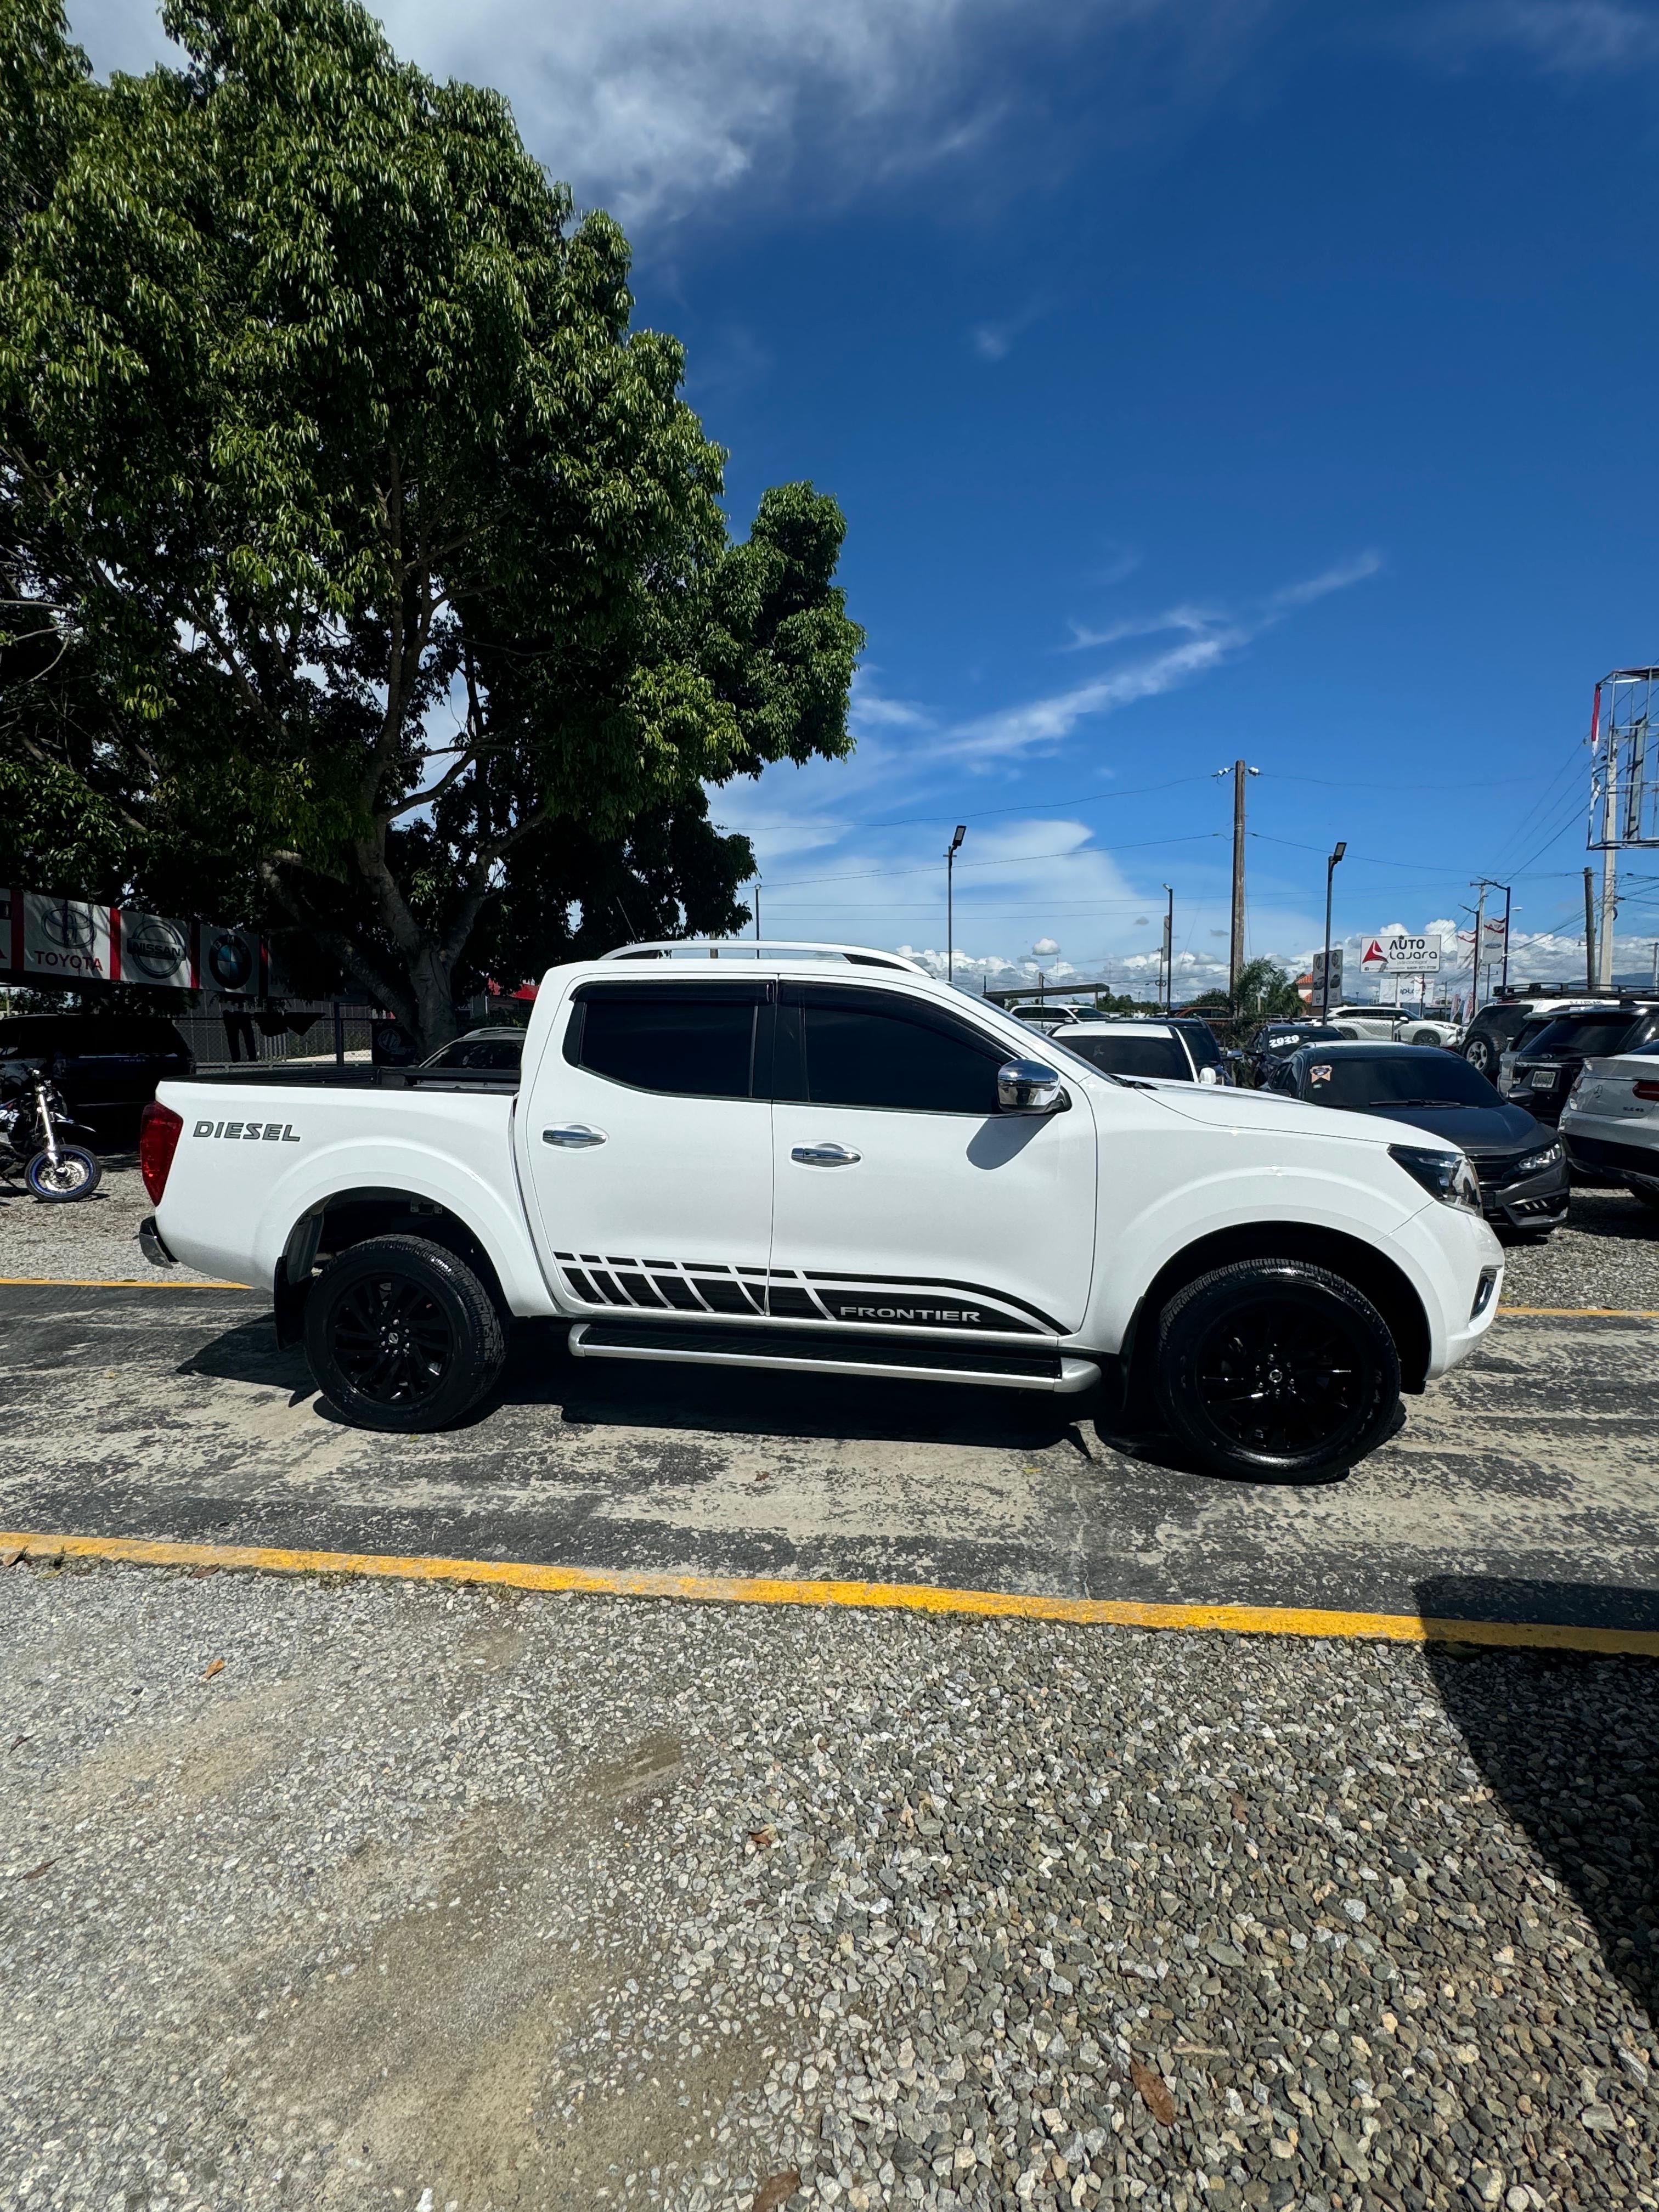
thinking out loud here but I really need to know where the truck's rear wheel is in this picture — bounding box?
[303,1234,505,1432]
[1154,1259,1401,1481]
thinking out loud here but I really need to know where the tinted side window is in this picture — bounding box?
[799,988,1001,1115]
[572,989,758,1099]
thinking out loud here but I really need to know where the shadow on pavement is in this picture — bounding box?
[176,1306,1384,1481]
[183,1309,1103,1452]
[1417,1573,1659,2029]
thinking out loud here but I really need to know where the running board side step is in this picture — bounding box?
[567,1317,1099,1393]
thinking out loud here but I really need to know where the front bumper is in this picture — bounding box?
[1393,1200,1505,1379]
[1475,1154,1570,1231]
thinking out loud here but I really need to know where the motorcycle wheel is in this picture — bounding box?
[26,1146,102,1201]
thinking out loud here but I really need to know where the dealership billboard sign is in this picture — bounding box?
[1361,933,1442,975]
[4,889,266,996]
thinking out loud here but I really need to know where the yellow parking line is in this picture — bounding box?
[1498,1306,1659,1317]
[6,1530,1657,1657]
[0,1277,251,1289]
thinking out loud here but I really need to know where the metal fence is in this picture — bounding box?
[177,1003,386,1068]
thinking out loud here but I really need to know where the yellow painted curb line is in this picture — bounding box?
[1499,1306,1659,1317]
[0,1276,250,1289]
[6,1530,1658,1657]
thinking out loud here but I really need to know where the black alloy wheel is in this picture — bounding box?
[303,1233,505,1432]
[331,1273,453,1409]
[1154,1259,1401,1480]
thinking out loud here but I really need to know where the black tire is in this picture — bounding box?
[1628,1174,1659,1214]
[1154,1259,1401,1481]
[303,1234,505,1432]
[1462,1035,1497,1078]
[26,1146,101,1201]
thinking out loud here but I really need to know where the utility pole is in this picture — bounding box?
[1468,878,1505,1015]
[945,824,966,984]
[1500,884,1511,991]
[753,876,761,941]
[1161,885,1173,1013]
[1598,733,1619,989]
[1321,841,1346,1020]
[1583,868,1597,994]
[1216,761,1259,1003]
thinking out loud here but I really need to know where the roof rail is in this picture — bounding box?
[597,940,928,975]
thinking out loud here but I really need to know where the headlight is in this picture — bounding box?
[1390,1143,1482,1214]
[1516,1142,1562,1176]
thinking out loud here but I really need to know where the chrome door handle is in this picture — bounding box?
[791,1142,861,1166]
[542,1125,606,1148]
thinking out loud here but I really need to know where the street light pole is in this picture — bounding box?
[1321,841,1346,1020]
[946,824,967,983]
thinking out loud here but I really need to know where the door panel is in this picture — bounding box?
[769,983,1096,1335]
[522,983,773,1315]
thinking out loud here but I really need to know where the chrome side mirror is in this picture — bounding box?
[997,1057,1062,1114]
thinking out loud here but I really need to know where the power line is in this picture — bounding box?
[765,830,1222,892]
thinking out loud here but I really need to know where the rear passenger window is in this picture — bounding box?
[569,989,759,1099]
[795,986,1002,1115]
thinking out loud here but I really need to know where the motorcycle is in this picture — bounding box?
[2,1062,103,1201]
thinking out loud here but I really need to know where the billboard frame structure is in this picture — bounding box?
[1588,668,1659,988]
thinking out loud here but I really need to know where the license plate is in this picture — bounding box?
[1527,1069,1559,1090]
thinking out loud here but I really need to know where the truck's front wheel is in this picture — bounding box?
[304,1234,505,1432]
[1154,1259,1401,1481]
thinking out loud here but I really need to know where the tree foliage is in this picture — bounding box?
[1231,956,1303,1022]
[0,0,862,1043]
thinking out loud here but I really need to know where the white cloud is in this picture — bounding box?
[1031,935,1060,956]
[947,634,1240,762]
[946,550,1382,764]
[365,0,1032,224]
[1414,1,1659,74]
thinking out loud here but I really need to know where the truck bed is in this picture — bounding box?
[172,1065,520,1093]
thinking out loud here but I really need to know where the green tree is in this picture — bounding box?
[1231,956,1303,1023]
[0,0,862,1045]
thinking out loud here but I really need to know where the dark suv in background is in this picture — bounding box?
[0,1013,194,1138]
[1460,987,1612,1080]
[1508,1001,1659,1129]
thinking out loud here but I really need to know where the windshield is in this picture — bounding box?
[1524,1012,1650,1059]
[1067,1032,1190,1080]
[1302,1054,1500,1110]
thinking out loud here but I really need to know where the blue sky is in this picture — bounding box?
[75,0,1659,994]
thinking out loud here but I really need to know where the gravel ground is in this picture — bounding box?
[0,1150,230,1283]
[1496,1189,1659,1311]
[3,1154,1655,1310]
[3,1562,1656,2212]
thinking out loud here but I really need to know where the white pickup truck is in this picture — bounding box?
[138,942,1503,1479]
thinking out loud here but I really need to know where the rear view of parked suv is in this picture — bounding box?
[1508,1001,1659,1130]
[1462,989,1612,1081]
